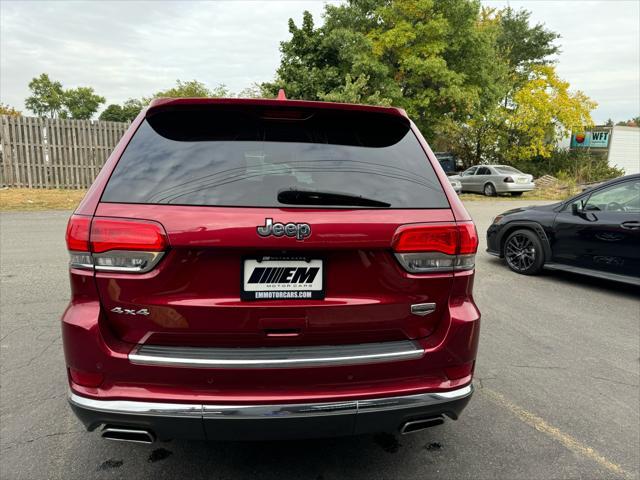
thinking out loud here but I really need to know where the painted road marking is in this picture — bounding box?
[482,388,633,479]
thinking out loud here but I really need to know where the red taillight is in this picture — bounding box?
[90,218,167,253]
[66,217,168,273]
[457,222,479,254]
[65,215,91,251]
[392,222,478,273]
[392,223,478,255]
[392,224,459,255]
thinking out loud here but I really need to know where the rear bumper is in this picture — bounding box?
[69,384,473,441]
[495,182,535,193]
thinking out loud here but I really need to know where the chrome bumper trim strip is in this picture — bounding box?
[129,340,424,369]
[68,384,473,419]
[357,385,473,412]
[68,393,203,417]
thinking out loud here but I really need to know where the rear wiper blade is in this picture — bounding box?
[277,189,391,208]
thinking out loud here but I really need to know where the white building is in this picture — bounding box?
[566,125,640,175]
[607,126,640,175]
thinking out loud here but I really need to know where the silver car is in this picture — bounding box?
[453,165,535,196]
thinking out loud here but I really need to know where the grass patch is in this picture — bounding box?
[459,186,578,202]
[0,188,87,211]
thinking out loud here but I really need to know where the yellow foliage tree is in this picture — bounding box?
[0,103,21,117]
[504,65,596,160]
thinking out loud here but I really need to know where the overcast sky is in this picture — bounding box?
[1,0,638,123]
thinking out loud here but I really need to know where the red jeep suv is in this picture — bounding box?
[63,97,480,444]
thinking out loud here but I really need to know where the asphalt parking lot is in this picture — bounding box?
[1,201,638,480]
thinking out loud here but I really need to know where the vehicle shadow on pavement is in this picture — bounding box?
[169,433,428,476]
[91,430,447,479]
[544,270,639,298]
[484,256,639,299]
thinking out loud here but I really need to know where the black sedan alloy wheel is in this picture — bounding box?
[503,229,544,275]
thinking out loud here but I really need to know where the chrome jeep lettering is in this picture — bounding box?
[257,218,311,240]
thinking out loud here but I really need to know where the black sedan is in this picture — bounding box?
[487,174,640,286]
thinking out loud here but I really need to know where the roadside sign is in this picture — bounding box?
[571,130,610,148]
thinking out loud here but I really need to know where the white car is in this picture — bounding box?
[452,165,535,196]
[448,176,462,193]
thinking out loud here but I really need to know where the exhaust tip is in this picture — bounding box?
[101,427,155,444]
[400,416,445,435]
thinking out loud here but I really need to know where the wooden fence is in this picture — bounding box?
[0,115,129,189]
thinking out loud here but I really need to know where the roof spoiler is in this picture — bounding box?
[146,97,408,120]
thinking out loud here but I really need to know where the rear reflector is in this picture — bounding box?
[68,367,104,388]
[65,216,168,273]
[393,222,478,273]
[444,362,475,380]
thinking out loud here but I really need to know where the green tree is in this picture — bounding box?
[25,73,107,119]
[62,87,105,119]
[497,8,559,70]
[434,6,592,166]
[320,74,391,105]
[99,99,145,122]
[368,0,504,135]
[616,116,639,127]
[237,83,264,98]
[262,9,395,106]
[263,1,515,139]
[495,7,560,108]
[0,103,21,116]
[25,73,65,118]
[99,104,125,122]
[150,80,229,100]
[265,1,596,169]
[99,80,228,123]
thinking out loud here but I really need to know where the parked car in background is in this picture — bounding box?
[487,174,640,286]
[448,176,462,194]
[452,165,535,196]
[434,152,462,174]
[63,96,480,444]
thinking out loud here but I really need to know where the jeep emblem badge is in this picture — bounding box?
[257,218,311,241]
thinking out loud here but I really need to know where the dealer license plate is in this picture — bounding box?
[241,258,324,301]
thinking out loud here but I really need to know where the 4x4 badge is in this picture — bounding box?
[257,218,311,241]
[111,307,150,316]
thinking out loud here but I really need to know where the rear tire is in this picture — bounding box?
[483,183,496,196]
[511,192,523,197]
[503,229,544,275]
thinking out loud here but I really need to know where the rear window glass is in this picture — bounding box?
[101,108,448,208]
[495,166,522,174]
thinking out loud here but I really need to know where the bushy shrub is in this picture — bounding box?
[511,149,623,183]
